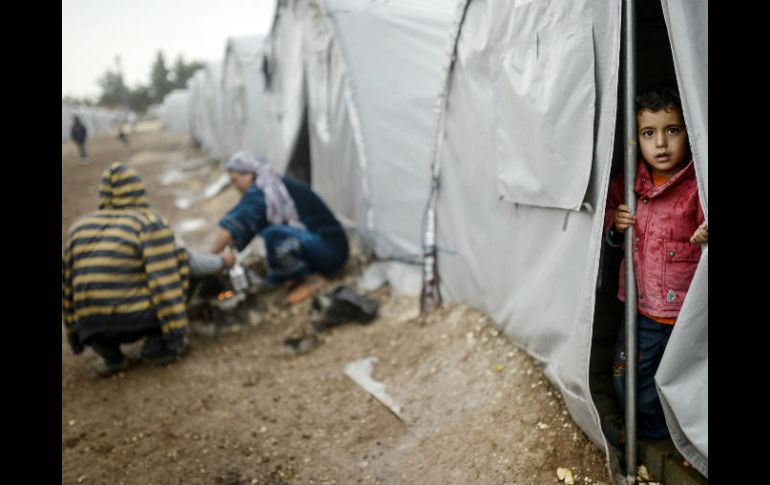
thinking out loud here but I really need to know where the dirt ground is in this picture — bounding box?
[61,125,613,485]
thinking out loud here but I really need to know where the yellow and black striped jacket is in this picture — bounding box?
[62,162,190,347]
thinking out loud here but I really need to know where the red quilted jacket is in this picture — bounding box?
[604,160,705,319]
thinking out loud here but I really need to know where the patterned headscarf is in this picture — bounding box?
[226,151,305,229]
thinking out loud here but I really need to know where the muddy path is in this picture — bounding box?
[61,125,611,485]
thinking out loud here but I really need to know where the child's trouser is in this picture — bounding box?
[612,313,673,439]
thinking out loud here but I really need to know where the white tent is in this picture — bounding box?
[266,0,456,294]
[187,70,207,145]
[158,89,191,134]
[83,106,120,135]
[62,103,121,142]
[652,0,708,476]
[222,35,270,159]
[428,0,707,478]
[200,61,227,160]
[187,63,226,160]
[62,103,73,142]
[263,3,305,174]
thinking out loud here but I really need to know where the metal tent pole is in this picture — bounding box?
[623,0,638,483]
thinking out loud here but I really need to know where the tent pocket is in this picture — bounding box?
[494,19,596,210]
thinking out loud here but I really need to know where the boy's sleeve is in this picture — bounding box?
[696,194,706,227]
[604,174,624,235]
[61,243,83,354]
[187,249,224,277]
[139,217,189,351]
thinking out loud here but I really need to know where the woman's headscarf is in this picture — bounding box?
[226,151,305,230]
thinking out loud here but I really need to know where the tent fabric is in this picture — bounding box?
[62,103,121,142]
[222,35,270,159]
[200,61,226,160]
[493,18,595,210]
[326,0,456,294]
[662,0,707,215]
[158,89,191,134]
[186,63,226,161]
[295,5,368,238]
[187,70,208,146]
[62,104,72,142]
[265,4,307,174]
[431,0,707,477]
[655,0,708,477]
[656,247,708,476]
[266,0,456,295]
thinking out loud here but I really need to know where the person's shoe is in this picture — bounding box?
[600,414,626,449]
[93,358,127,378]
[140,335,187,365]
[310,285,379,331]
[283,333,320,354]
[286,274,326,304]
[144,351,183,366]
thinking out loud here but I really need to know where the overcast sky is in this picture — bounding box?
[62,0,275,99]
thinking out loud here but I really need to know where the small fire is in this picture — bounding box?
[217,290,234,301]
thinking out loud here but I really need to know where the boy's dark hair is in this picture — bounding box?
[635,82,682,115]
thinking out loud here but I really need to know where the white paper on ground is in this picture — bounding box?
[344,356,403,420]
[357,263,388,292]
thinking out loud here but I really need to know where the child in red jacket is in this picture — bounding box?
[604,84,707,443]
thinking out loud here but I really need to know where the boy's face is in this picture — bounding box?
[637,107,689,177]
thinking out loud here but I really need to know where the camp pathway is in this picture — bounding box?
[61,127,611,485]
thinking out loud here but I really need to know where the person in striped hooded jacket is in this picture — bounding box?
[62,162,231,376]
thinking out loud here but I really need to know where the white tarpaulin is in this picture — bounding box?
[187,70,207,146]
[158,89,191,134]
[265,4,306,173]
[62,103,72,142]
[62,103,120,142]
[200,61,226,160]
[222,35,270,159]
[187,63,226,160]
[431,0,707,478]
[266,0,456,294]
[655,0,708,476]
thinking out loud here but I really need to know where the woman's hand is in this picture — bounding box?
[210,227,234,254]
[220,248,236,268]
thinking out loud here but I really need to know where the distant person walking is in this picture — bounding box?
[70,115,88,164]
[117,122,130,147]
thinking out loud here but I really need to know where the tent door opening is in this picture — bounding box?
[589,0,686,465]
[285,104,311,185]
